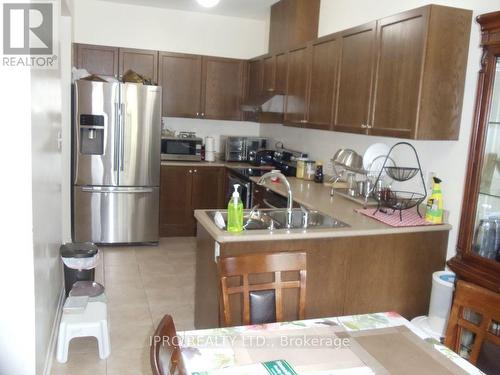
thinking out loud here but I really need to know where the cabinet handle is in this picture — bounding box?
[267,88,275,92]
[189,170,193,173]
[361,124,367,128]
[194,169,197,173]
[201,113,205,117]
[300,119,307,124]
[196,112,199,117]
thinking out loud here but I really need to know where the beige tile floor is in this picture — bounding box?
[51,237,196,375]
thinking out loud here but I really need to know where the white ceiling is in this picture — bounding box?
[100,0,278,20]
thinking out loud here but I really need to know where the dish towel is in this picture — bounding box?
[355,208,442,227]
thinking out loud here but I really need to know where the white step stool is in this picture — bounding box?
[56,299,110,363]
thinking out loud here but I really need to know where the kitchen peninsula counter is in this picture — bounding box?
[194,178,451,329]
[194,176,451,243]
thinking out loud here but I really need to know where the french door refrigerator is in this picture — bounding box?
[72,79,161,244]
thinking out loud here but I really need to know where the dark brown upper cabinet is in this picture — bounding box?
[158,52,245,120]
[284,44,309,126]
[370,5,471,140]
[201,57,245,121]
[333,22,377,135]
[306,34,341,130]
[119,48,158,83]
[262,55,276,93]
[247,59,263,99]
[260,53,288,94]
[269,0,320,53]
[75,44,119,77]
[275,53,288,93]
[158,52,203,118]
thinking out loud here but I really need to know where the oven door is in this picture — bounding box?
[227,172,252,209]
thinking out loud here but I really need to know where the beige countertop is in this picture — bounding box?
[161,159,273,169]
[194,175,452,243]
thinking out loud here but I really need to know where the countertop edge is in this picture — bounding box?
[194,210,452,243]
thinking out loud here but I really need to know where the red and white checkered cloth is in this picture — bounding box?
[355,207,442,227]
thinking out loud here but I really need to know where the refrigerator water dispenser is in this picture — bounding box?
[80,114,105,155]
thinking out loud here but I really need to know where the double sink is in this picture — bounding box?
[211,208,349,231]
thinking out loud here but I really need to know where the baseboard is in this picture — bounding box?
[42,286,65,375]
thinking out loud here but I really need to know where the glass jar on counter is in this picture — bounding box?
[304,160,316,181]
[296,158,308,179]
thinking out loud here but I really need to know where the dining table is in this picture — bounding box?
[176,312,484,375]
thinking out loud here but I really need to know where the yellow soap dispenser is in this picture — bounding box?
[425,177,443,224]
[227,184,243,233]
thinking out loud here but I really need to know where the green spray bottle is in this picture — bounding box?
[227,184,243,233]
[425,177,443,224]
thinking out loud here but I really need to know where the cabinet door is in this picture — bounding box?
[269,0,289,53]
[306,35,340,130]
[247,59,263,98]
[119,48,159,83]
[275,53,288,93]
[262,55,276,93]
[158,52,202,118]
[191,167,226,210]
[334,22,376,133]
[159,166,194,237]
[75,43,119,77]
[370,9,428,138]
[284,45,309,126]
[201,57,245,121]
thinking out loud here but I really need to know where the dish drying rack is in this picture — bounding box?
[372,142,427,221]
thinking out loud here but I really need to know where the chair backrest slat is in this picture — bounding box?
[218,251,307,327]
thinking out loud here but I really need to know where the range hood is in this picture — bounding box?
[240,92,284,123]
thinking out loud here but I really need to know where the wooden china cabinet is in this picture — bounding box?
[448,11,500,293]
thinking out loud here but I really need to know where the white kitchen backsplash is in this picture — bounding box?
[163,117,261,153]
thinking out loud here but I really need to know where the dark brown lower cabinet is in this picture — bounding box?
[195,225,449,329]
[159,166,226,237]
[191,167,226,210]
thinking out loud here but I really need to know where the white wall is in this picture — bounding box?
[0,2,65,374]
[72,0,269,59]
[32,1,65,372]
[262,0,500,260]
[0,57,36,375]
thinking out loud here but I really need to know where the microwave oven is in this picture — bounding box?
[222,136,269,162]
[161,136,203,161]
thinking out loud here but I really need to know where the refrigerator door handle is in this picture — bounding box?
[81,186,154,194]
[114,102,120,171]
[120,102,125,171]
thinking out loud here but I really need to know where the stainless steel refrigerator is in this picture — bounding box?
[72,80,161,244]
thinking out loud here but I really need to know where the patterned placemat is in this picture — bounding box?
[355,208,442,227]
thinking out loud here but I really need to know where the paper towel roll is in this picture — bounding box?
[428,271,455,335]
[205,151,215,162]
[205,136,215,153]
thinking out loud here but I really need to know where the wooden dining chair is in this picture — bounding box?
[444,280,500,368]
[218,251,307,327]
[150,314,186,375]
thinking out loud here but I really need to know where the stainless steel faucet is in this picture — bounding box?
[257,171,293,229]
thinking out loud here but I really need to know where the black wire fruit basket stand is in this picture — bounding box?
[372,142,427,221]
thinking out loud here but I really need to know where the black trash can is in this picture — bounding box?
[60,242,99,296]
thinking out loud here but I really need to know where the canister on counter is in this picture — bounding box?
[296,158,308,179]
[304,160,316,181]
[314,162,324,183]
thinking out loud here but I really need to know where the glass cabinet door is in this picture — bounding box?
[473,57,500,262]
